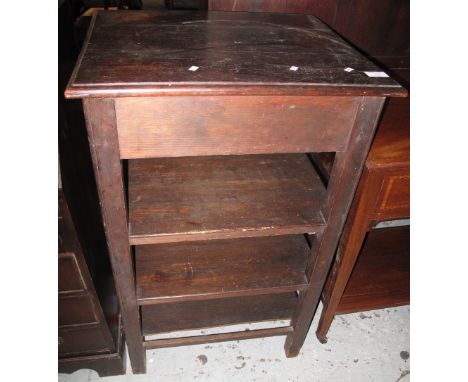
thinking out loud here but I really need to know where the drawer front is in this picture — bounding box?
[115,96,360,159]
[374,173,410,219]
[58,326,109,357]
[58,253,85,293]
[58,295,98,327]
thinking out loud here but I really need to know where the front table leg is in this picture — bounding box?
[284,97,386,357]
[83,98,146,374]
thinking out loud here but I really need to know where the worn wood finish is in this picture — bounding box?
[144,326,294,349]
[58,253,86,293]
[284,96,386,357]
[316,97,410,342]
[336,226,410,314]
[136,235,310,304]
[59,295,98,326]
[141,292,297,335]
[58,130,124,373]
[59,326,110,356]
[59,312,126,377]
[67,10,405,369]
[59,339,126,378]
[82,98,145,373]
[115,96,358,158]
[58,190,116,357]
[208,0,410,76]
[209,0,337,25]
[65,11,405,99]
[128,154,326,245]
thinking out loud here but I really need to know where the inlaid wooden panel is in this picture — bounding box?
[115,96,358,159]
[374,173,410,219]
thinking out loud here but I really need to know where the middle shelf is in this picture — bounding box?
[135,235,310,305]
[128,153,327,245]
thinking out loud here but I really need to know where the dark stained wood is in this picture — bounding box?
[58,187,126,375]
[367,98,410,168]
[209,0,337,25]
[166,0,208,10]
[128,154,326,245]
[336,226,410,314]
[208,0,410,79]
[59,314,126,377]
[115,96,359,158]
[59,326,110,357]
[58,190,116,353]
[141,292,297,335]
[65,11,406,99]
[59,342,126,377]
[284,96,386,357]
[316,97,410,342]
[144,326,293,349]
[135,235,310,304]
[333,0,409,68]
[59,295,98,327]
[67,9,405,367]
[82,98,146,373]
[58,253,86,293]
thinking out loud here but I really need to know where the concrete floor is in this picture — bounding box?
[59,303,410,382]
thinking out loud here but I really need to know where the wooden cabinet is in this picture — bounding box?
[58,190,126,376]
[316,97,410,342]
[65,10,405,374]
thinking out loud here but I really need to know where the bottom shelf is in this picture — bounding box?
[144,326,293,349]
[141,292,297,336]
[336,225,410,314]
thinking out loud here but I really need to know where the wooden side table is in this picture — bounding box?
[65,10,405,374]
[316,97,410,342]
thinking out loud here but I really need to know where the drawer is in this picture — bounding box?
[58,326,110,357]
[58,253,85,293]
[374,173,410,219]
[59,295,98,327]
[115,96,360,159]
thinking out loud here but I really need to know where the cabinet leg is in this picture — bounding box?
[316,168,381,341]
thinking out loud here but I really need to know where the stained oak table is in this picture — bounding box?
[65,10,405,374]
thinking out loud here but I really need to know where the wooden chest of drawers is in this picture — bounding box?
[58,190,126,376]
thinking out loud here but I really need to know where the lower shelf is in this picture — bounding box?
[144,326,293,349]
[141,292,298,336]
[336,225,410,314]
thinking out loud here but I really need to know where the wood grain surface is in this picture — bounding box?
[65,11,405,98]
[128,154,326,244]
[135,235,310,304]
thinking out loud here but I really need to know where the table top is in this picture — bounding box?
[65,11,406,98]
